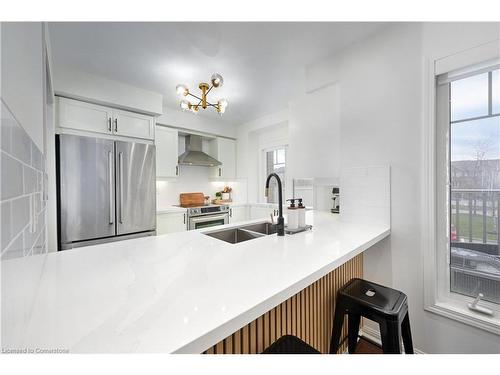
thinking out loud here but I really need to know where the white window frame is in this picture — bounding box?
[259,144,288,203]
[423,39,500,335]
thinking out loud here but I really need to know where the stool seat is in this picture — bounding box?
[339,278,408,321]
[330,278,414,354]
[262,335,320,354]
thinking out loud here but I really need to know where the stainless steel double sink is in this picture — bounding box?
[204,222,276,244]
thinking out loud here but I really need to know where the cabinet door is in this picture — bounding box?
[57,97,112,135]
[229,206,248,223]
[157,212,187,234]
[209,138,236,179]
[156,126,179,178]
[218,138,236,179]
[113,109,154,140]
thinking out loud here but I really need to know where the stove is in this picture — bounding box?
[182,204,230,230]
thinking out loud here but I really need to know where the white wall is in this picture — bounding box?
[157,107,237,138]
[52,66,163,116]
[1,22,45,151]
[304,22,500,353]
[288,83,341,180]
[236,110,289,203]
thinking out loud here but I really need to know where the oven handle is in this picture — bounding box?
[189,213,229,229]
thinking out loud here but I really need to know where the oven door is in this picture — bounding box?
[188,213,229,230]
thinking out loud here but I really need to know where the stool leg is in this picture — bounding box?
[347,314,361,354]
[379,320,401,354]
[329,302,345,354]
[401,312,414,354]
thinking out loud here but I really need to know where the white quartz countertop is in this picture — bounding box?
[156,206,187,214]
[1,211,390,353]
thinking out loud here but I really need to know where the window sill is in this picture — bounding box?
[425,301,500,335]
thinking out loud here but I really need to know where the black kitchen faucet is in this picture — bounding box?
[265,173,285,236]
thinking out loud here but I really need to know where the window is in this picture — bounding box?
[439,68,500,308]
[264,147,286,204]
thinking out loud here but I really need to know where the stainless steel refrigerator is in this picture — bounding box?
[57,134,156,250]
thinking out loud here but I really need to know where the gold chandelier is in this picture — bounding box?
[176,73,228,115]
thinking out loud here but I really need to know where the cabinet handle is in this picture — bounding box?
[183,213,186,224]
[108,118,112,132]
[114,118,118,132]
[230,208,232,217]
[218,167,221,177]
[175,165,179,176]
[119,152,124,224]
[108,151,114,224]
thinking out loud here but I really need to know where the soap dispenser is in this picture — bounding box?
[286,199,299,230]
[297,198,306,228]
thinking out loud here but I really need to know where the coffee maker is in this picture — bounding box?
[331,187,340,214]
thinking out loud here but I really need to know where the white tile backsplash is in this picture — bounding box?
[156,165,247,209]
[340,165,391,227]
[1,99,47,260]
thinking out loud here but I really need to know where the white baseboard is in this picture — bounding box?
[360,325,425,354]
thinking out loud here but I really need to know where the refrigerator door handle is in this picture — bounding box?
[119,151,124,224]
[108,151,114,224]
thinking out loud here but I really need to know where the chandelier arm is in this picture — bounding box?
[187,93,203,101]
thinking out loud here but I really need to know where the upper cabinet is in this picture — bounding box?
[112,108,154,140]
[209,137,236,180]
[57,97,113,135]
[56,97,154,140]
[156,126,179,178]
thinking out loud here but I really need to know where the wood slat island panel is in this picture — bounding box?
[204,254,363,354]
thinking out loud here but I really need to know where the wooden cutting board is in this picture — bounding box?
[180,192,205,207]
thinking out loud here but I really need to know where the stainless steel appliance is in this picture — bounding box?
[57,134,156,250]
[178,134,221,167]
[186,204,230,230]
[331,187,340,214]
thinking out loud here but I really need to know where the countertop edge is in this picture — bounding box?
[172,227,391,354]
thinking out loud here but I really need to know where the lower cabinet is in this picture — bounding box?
[228,206,248,223]
[249,205,278,220]
[157,212,187,235]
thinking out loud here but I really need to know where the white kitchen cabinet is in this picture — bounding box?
[57,97,113,135]
[157,212,187,234]
[156,126,179,178]
[112,108,154,140]
[56,97,154,140]
[228,206,248,223]
[249,205,278,220]
[209,137,236,180]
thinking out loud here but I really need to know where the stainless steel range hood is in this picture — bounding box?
[178,134,222,167]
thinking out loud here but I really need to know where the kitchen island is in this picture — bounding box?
[1,210,390,353]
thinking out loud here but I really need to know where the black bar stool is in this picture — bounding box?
[262,335,320,354]
[330,278,414,354]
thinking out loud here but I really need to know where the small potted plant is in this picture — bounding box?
[222,186,232,201]
[215,191,222,202]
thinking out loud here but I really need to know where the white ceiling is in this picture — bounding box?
[48,22,387,124]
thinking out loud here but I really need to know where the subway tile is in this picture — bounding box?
[34,192,41,214]
[33,226,46,255]
[1,152,23,200]
[23,225,37,255]
[11,196,30,236]
[23,207,45,254]
[1,233,24,260]
[23,165,37,194]
[31,142,43,170]
[1,201,12,252]
[1,109,15,154]
[37,171,43,192]
[10,123,32,165]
